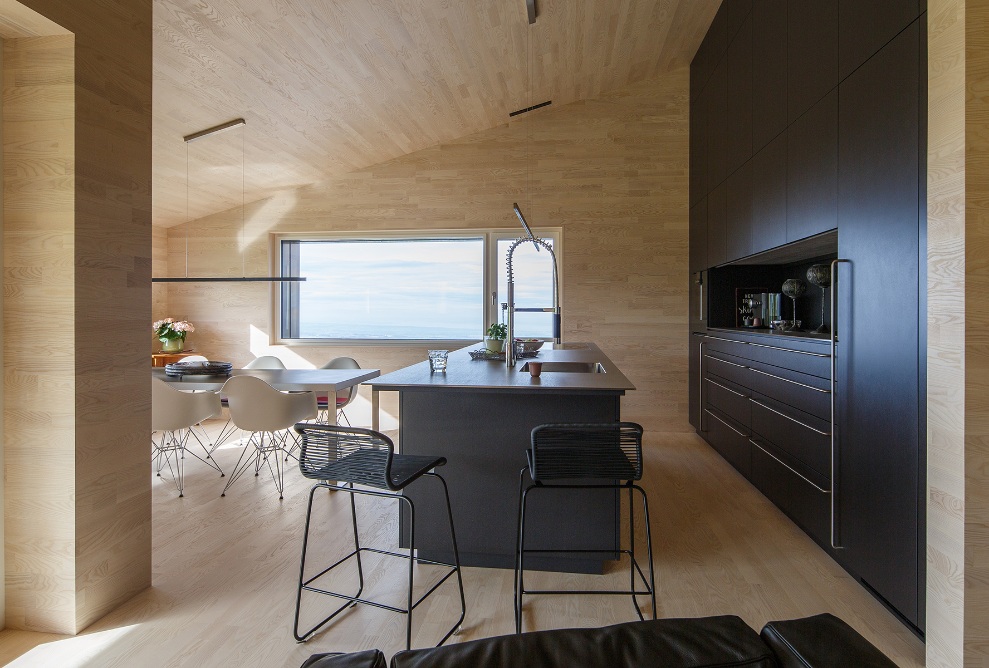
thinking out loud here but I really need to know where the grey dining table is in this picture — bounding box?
[152,366,381,425]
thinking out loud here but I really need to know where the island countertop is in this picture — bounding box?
[366,342,635,394]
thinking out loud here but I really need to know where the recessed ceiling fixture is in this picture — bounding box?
[152,118,305,283]
[509,100,551,117]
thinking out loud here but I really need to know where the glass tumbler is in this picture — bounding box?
[428,350,449,372]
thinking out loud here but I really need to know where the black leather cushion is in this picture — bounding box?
[391,616,776,668]
[302,650,387,668]
[760,613,897,668]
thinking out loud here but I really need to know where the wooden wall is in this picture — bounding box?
[161,70,690,433]
[2,0,152,634]
[927,0,989,664]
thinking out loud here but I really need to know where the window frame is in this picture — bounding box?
[271,228,563,346]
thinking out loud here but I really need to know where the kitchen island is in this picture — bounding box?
[367,343,634,573]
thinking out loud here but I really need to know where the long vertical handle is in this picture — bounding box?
[699,339,706,432]
[698,272,704,321]
[830,258,850,549]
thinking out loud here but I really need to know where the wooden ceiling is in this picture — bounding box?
[153,0,719,226]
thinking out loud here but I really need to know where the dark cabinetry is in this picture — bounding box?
[787,89,838,241]
[838,0,924,80]
[699,332,833,546]
[836,19,923,629]
[751,0,787,152]
[690,0,926,634]
[787,0,838,124]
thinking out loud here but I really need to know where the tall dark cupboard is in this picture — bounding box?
[836,19,925,630]
[689,0,926,635]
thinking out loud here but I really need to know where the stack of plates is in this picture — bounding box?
[164,360,233,377]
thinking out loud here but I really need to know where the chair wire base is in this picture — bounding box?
[294,475,466,650]
[513,470,657,634]
[220,430,291,499]
[153,427,225,497]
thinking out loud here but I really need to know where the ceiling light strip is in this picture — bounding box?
[152,277,307,283]
[183,118,246,143]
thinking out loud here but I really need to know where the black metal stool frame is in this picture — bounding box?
[292,424,466,650]
[513,422,657,633]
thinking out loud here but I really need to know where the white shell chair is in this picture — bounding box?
[317,357,362,425]
[213,355,288,449]
[220,375,317,499]
[152,378,223,497]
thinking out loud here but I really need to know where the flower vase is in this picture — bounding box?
[160,337,184,353]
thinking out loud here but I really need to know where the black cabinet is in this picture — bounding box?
[787,89,838,242]
[727,15,753,174]
[727,0,753,42]
[690,199,709,273]
[838,0,924,80]
[707,182,728,266]
[726,160,752,261]
[750,133,787,252]
[751,0,787,152]
[787,0,838,124]
[837,19,923,629]
[690,91,707,206]
[707,57,729,190]
[691,2,727,103]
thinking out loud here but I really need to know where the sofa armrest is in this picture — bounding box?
[760,613,897,667]
[392,616,776,668]
[301,650,387,668]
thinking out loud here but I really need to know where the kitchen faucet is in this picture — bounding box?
[506,204,561,368]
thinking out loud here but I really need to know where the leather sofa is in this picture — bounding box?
[300,613,897,668]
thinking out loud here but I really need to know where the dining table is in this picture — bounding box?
[152,366,381,425]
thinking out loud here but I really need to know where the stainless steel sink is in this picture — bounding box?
[519,361,607,374]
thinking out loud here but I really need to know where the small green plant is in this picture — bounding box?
[486,322,507,340]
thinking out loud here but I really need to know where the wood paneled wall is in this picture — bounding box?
[161,71,690,433]
[2,0,152,635]
[927,0,989,664]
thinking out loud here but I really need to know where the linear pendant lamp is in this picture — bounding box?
[152,118,305,283]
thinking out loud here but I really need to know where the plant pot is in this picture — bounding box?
[484,337,505,354]
[160,337,185,353]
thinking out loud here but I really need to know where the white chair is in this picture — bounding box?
[213,355,289,448]
[220,375,316,499]
[152,378,223,497]
[244,355,286,370]
[317,357,361,425]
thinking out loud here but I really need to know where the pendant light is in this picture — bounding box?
[152,118,305,283]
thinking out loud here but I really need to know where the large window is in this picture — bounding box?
[278,230,561,343]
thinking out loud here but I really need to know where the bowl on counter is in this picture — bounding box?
[514,338,544,354]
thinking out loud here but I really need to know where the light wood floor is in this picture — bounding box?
[0,420,925,667]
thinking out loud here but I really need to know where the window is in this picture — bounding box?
[277,230,562,343]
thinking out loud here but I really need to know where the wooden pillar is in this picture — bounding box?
[1,0,152,634]
[927,0,989,664]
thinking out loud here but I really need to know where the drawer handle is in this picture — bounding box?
[747,367,831,393]
[704,409,748,438]
[750,438,831,494]
[705,377,748,398]
[750,399,831,436]
[745,341,830,358]
[704,354,747,369]
[703,335,748,345]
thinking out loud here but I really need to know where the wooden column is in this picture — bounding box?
[927,0,989,664]
[1,0,152,634]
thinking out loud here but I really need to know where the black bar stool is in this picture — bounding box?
[514,422,656,633]
[293,423,466,650]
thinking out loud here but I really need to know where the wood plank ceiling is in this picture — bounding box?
[153,0,718,226]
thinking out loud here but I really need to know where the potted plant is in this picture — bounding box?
[484,322,507,353]
[154,317,195,352]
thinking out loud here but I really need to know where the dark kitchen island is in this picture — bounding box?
[367,343,635,573]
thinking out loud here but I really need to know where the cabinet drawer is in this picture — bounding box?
[704,353,749,387]
[750,399,831,480]
[705,376,750,427]
[704,336,750,360]
[750,438,831,547]
[743,363,831,420]
[704,408,751,477]
[739,340,831,379]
